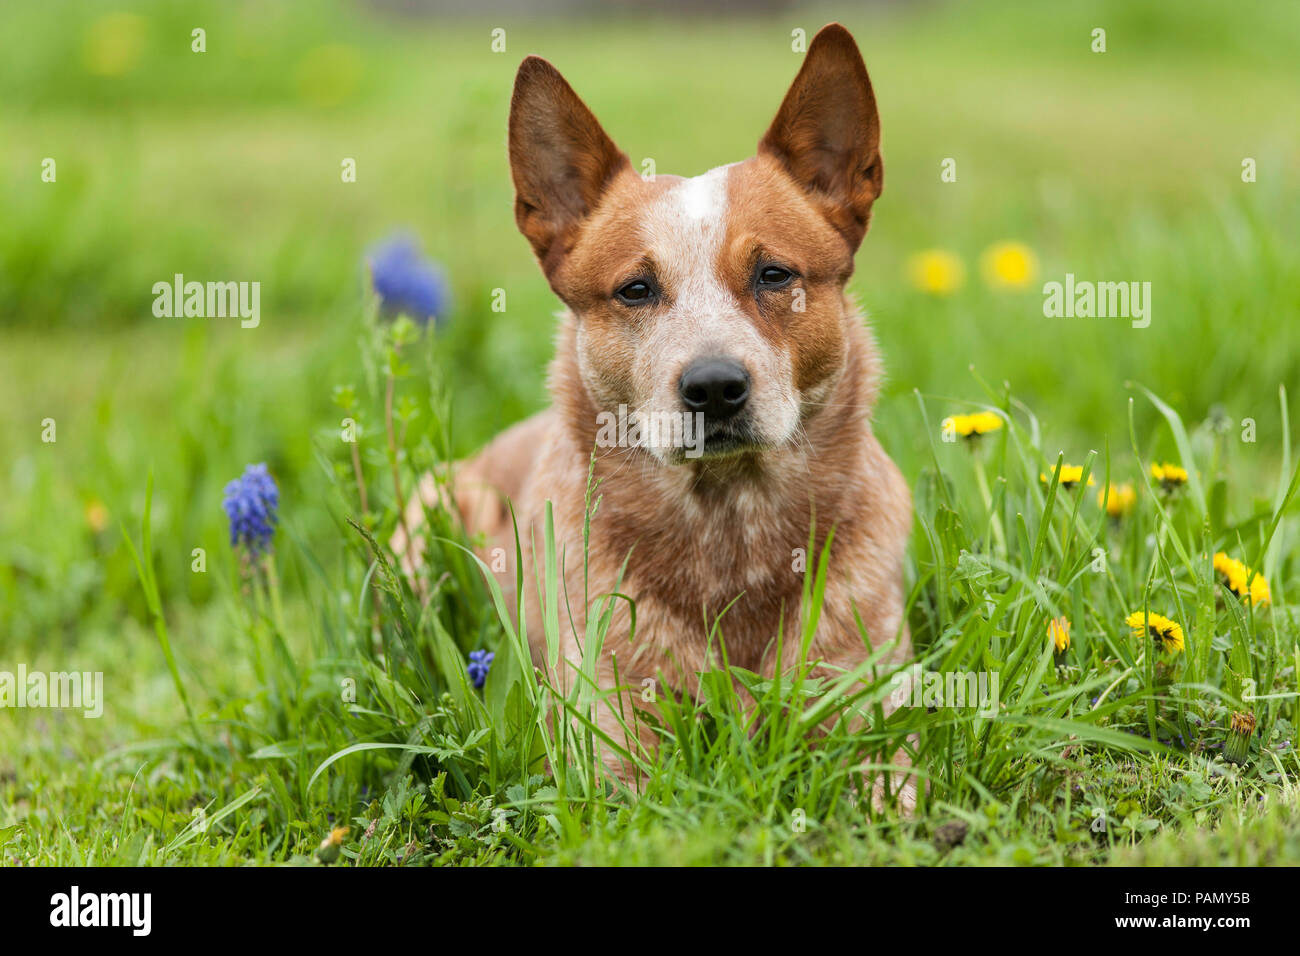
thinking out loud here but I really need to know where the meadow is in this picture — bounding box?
[2,0,1299,865]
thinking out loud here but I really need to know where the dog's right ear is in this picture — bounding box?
[508,56,630,276]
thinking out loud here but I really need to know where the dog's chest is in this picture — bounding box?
[581,483,838,669]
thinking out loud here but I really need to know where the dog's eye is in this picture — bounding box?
[615,280,656,305]
[756,266,795,290]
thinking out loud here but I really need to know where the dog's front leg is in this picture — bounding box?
[802,644,922,816]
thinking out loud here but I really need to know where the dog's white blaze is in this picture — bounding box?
[677,167,726,221]
[648,165,733,310]
[636,164,800,456]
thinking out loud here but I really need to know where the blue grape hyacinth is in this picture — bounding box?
[467,649,494,689]
[366,234,450,326]
[223,463,279,555]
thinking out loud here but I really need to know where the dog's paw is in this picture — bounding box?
[866,775,918,818]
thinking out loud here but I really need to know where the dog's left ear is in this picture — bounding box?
[759,23,882,252]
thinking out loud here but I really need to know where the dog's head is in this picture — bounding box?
[508,23,882,464]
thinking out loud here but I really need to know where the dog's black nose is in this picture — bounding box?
[679,359,750,420]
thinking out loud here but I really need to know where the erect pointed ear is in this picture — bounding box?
[758,23,882,252]
[508,56,631,275]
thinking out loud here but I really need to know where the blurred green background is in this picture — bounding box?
[2,0,1298,653]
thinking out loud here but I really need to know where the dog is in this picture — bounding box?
[394,22,913,799]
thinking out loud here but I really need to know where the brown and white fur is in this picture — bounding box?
[394,23,913,801]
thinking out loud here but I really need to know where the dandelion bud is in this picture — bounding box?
[316,826,350,864]
[1048,616,1071,653]
[1224,712,1256,766]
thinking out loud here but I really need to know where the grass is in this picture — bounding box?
[2,0,1300,865]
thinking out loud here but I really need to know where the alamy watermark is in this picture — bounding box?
[152,273,260,328]
[50,886,150,936]
[890,666,1000,718]
[0,666,103,718]
[1042,273,1151,328]
[595,405,706,458]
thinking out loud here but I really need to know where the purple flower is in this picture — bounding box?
[366,234,450,325]
[467,649,494,689]
[222,463,279,555]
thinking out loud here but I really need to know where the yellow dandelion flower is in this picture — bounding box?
[1212,551,1236,579]
[84,499,109,534]
[1150,462,1189,491]
[1040,464,1095,489]
[83,12,149,77]
[1048,616,1071,652]
[1213,552,1270,607]
[907,249,965,296]
[1247,574,1271,607]
[1125,611,1184,654]
[1097,482,1136,518]
[943,411,1003,441]
[981,241,1038,290]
